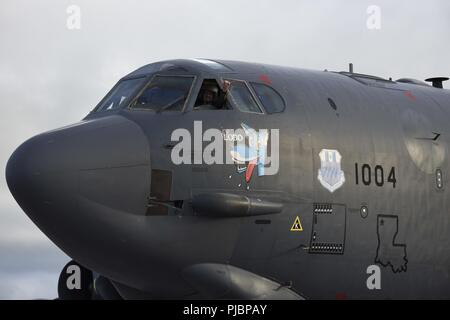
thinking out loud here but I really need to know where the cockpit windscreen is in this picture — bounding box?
[95,77,146,112]
[131,76,194,112]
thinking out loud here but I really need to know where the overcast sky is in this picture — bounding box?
[1,0,449,299]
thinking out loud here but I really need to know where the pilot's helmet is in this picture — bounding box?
[203,84,219,96]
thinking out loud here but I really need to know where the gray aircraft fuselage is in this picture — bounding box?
[6,59,450,299]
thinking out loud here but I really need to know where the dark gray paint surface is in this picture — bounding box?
[6,59,450,299]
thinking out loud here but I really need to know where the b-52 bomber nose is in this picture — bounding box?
[5,115,155,288]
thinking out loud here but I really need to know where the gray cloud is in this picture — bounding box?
[0,202,68,299]
[1,0,449,299]
[0,271,60,300]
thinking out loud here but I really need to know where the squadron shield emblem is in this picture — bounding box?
[318,149,345,192]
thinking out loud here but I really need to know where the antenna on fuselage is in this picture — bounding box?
[349,63,354,73]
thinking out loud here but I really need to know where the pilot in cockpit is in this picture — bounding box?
[195,84,220,110]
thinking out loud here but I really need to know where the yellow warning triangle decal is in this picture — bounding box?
[290,216,303,232]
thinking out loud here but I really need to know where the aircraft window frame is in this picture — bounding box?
[93,76,147,113]
[222,78,265,115]
[128,74,197,113]
[249,82,286,114]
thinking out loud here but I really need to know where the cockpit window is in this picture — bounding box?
[226,81,262,113]
[194,79,230,110]
[131,75,194,112]
[96,77,146,112]
[250,83,285,113]
[193,79,262,114]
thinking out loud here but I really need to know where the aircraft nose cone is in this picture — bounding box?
[6,138,32,204]
[6,138,33,213]
[7,116,151,225]
[7,135,45,211]
[6,115,152,282]
[6,132,79,232]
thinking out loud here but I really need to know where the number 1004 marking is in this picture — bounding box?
[355,163,396,188]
